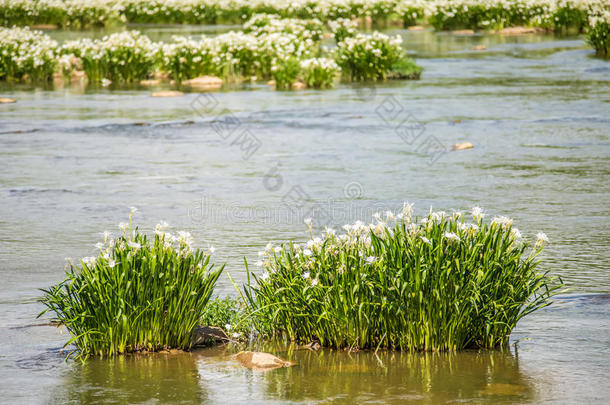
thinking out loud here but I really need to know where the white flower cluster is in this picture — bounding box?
[243,13,324,41]
[257,203,549,283]
[0,26,57,79]
[2,0,607,27]
[300,57,339,70]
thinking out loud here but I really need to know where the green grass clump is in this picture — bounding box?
[40,211,223,359]
[243,205,562,351]
[301,57,340,88]
[587,12,610,56]
[0,26,57,82]
[335,32,420,81]
[60,31,158,83]
[199,297,261,340]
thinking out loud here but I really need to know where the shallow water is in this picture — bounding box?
[0,29,609,404]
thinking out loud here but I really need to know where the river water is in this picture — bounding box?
[0,28,609,404]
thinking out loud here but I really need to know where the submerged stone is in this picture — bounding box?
[183,76,223,90]
[0,98,16,104]
[408,26,425,31]
[29,24,58,30]
[151,91,184,97]
[234,351,293,371]
[472,45,487,51]
[140,79,161,86]
[453,142,474,150]
[453,29,475,35]
[498,27,544,35]
[478,382,526,396]
[291,81,306,90]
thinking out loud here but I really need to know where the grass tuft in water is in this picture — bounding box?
[243,205,562,351]
[39,212,223,359]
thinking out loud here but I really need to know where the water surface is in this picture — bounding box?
[0,29,609,404]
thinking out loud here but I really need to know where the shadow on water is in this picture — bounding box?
[48,352,207,404]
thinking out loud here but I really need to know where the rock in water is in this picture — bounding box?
[453,142,474,150]
[499,27,543,35]
[234,351,293,371]
[452,29,475,35]
[151,91,184,97]
[0,98,17,104]
[140,79,161,86]
[182,76,223,90]
[192,326,229,346]
[291,81,306,90]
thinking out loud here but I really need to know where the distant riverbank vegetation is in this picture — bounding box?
[0,14,421,88]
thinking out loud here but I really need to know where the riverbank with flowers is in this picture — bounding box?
[0,15,422,88]
[0,0,608,55]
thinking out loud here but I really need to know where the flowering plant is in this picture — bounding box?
[335,32,411,81]
[40,211,223,359]
[301,57,340,88]
[0,26,57,81]
[244,204,561,351]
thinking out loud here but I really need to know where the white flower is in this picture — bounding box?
[225,324,232,331]
[82,256,97,266]
[311,279,319,287]
[302,271,311,279]
[303,249,313,256]
[127,241,141,250]
[365,256,377,264]
[129,206,138,214]
[108,259,116,268]
[304,217,312,226]
[208,245,216,254]
[231,332,241,338]
[420,236,432,245]
[511,228,522,240]
[155,221,169,233]
[492,216,513,229]
[256,260,263,267]
[401,202,414,221]
[95,242,104,250]
[443,232,460,241]
[118,222,129,232]
[536,232,549,245]
[261,271,270,281]
[274,246,282,253]
[472,206,485,220]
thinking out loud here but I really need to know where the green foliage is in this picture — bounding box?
[243,206,562,351]
[159,37,217,83]
[335,33,410,81]
[0,26,57,81]
[200,297,258,339]
[301,57,340,88]
[39,214,223,359]
[587,16,609,57]
[271,57,302,89]
[60,31,158,83]
[388,57,422,80]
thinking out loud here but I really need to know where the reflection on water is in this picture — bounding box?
[49,345,534,405]
[51,352,207,404]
